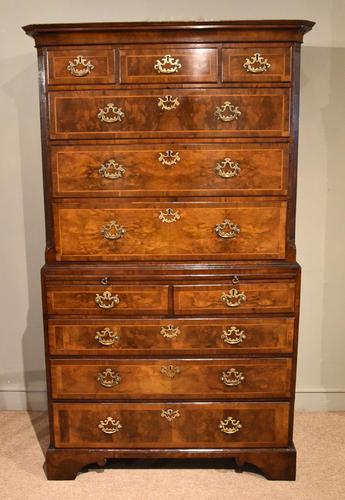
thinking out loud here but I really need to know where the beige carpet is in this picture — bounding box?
[0,411,344,500]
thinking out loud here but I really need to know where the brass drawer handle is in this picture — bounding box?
[98,103,125,123]
[97,368,121,387]
[161,409,180,421]
[160,365,180,378]
[221,289,246,308]
[215,219,240,239]
[218,416,242,435]
[159,208,181,223]
[98,416,122,434]
[221,326,246,345]
[158,150,181,167]
[160,325,181,339]
[215,101,241,122]
[95,327,119,346]
[99,159,125,179]
[220,368,245,387]
[154,54,182,74]
[66,55,94,77]
[243,52,271,73]
[158,95,180,111]
[95,291,120,309]
[100,220,126,240]
[215,158,241,178]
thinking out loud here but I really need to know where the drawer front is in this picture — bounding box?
[120,48,218,83]
[53,201,287,261]
[53,402,290,448]
[50,358,292,400]
[51,143,288,198]
[222,47,291,82]
[49,89,290,139]
[46,285,169,315]
[48,317,295,355]
[47,49,116,85]
[174,282,296,315]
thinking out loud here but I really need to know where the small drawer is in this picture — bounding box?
[174,281,296,315]
[50,358,292,400]
[120,47,218,83]
[52,401,290,449]
[222,46,291,82]
[47,317,295,355]
[46,285,169,316]
[50,143,289,198]
[53,200,287,261]
[47,48,116,85]
[48,88,290,140]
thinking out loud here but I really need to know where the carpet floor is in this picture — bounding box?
[0,411,344,500]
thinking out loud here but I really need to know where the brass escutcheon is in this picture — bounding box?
[220,289,247,308]
[66,55,94,77]
[215,158,241,178]
[215,101,241,122]
[220,368,245,387]
[160,365,180,378]
[95,327,119,346]
[154,54,182,74]
[97,103,125,123]
[97,368,121,388]
[221,326,246,345]
[161,409,181,421]
[160,325,181,339]
[218,416,242,434]
[215,219,240,239]
[95,291,120,309]
[157,95,180,111]
[98,416,122,434]
[243,52,271,73]
[99,159,125,179]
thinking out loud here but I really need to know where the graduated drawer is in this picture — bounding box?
[48,317,295,355]
[222,46,291,82]
[120,47,218,83]
[174,281,296,315]
[50,358,292,400]
[46,285,168,316]
[47,48,116,85]
[48,88,290,139]
[53,200,287,261]
[51,143,289,198]
[52,402,290,449]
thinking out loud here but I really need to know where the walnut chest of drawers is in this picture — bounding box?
[24,20,314,480]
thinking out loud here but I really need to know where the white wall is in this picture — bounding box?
[0,0,344,411]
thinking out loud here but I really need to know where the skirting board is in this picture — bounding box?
[0,388,344,411]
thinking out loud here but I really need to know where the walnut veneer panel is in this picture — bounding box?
[49,88,290,139]
[47,317,295,355]
[51,358,292,400]
[120,47,218,83]
[47,48,116,85]
[53,201,287,261]
[46,285,169,315]
[53,402,290,449]
[174,281,296,315]
[222,46,291,82]
[51,143,288,198]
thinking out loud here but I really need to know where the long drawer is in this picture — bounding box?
[52,402,290,448]
[47,317,295,355]
[50,143,289,198]
[46,284,169,315]
[50,358,292,400]
[48,88,290,139]
[53,200,287,261]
